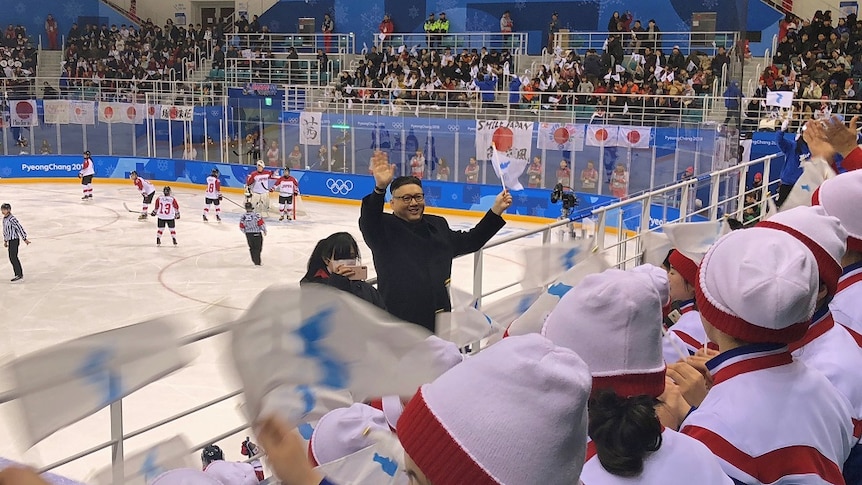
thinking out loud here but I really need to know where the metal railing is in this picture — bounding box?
[224,32,355,55]
[224,57,336,86]
[0,151,780,482]
[553,30,739,57]
[369,32,528,56]
[0,76,224,105]
[285,83,720,127]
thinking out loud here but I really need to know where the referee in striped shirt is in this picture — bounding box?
[239,201,267,265]
[2,203,30,282]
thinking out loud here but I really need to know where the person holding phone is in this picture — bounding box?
[300,232,385,309]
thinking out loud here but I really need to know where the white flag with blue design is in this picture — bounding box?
[506,252,610,337]
[480,287,544,329]
[314,434,408,485]
[231,285,435,423]
[521,239,595,288]
[641,230,673,268]
[777,157,836,213]
[5,318,188,446]
[91,435,194,485]
[436,286,505,347]
[766,90,794,108]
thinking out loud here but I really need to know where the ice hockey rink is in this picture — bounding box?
[0,181,569,482]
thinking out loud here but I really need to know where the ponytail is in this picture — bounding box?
[588,390,662,477]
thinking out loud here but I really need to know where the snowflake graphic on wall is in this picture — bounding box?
[514,1,527,10]
[360,4,384,40]
[15,2,26,14]
[308,0,318,6]
[675,17,692,32]
[597,0,626,20]
[62,0,84,22]
[701,0,719,9]
[436,0,458,11]
[468,11,495,32]
[333,4,349,23]
[33,16,44,28]
[408,6,419,19]
[269,20,281,31]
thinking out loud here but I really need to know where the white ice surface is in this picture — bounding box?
[0,182,561,481]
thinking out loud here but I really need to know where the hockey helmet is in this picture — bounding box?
[201,444,224,465]
[211,167,220,176]
[256,160,265,168]
[84,150,91,157]
[163,186,172,195]
[129,170,138,179]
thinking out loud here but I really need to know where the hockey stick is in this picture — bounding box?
[123,202,142,214]
[221,195,246,209]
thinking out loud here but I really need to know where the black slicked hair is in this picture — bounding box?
[391,176,423,193]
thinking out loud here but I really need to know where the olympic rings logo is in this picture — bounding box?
[392,122,403,129]
[448,124,459,132]
[326,178,354,195]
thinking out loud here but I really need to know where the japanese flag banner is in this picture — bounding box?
[537,123,585,151]
[777,157,836,213]
[475,120,534,189]
[661,219,731,264]
[43,100,70,125]
[617,126,651,148]
[4,317,188,446]
[586,125,620,147]
[505,252,610,337]
[10,99,38,127]
[69,101,95,125]
[99,102,141,124]
[159,105,194,121]
[231,285,437,424]
[521,239,596,287]
[91,435,195,485]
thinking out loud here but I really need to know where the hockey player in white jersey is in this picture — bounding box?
[270,167,300,221]
[203,168,222,222]
[151,186,180,246]
[129,170,156,221]
[245,160,274,213]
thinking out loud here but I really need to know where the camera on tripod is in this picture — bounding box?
[550,183,579,211]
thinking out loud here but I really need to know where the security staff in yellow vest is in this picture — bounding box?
[437,12,449,49]
[424,13,437,49]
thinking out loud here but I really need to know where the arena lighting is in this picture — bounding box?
[264,97,273,106]
[332,124,350,129]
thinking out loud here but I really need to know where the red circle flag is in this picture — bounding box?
[148,106,156,116]
[169,106,178,120]
[626,130,641,144]
[595,128,608,141]
[553,127,570,145]
[15,101,33,119]
[103,106,114,119]
[127,106,137,120]
[492,127,514,152]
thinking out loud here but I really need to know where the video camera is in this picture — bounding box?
[550,183,579,211]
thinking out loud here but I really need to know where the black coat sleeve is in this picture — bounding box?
[359,190,387,251]
[448,210,506,257]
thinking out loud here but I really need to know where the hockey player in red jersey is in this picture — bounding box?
[203,168,223,222]
[270,167,300,221]
[151,186,180,246]
[78,151,95,200]
[129,170,157,221]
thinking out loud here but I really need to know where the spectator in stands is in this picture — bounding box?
[645,19,661,51]
[45,15,59,50]
[548,12,559,51]
[500,10,513,34]
[322,13,334,53]
[711,46,730,78]
[378,14,394,49]
[300,232,385,309]
[607,12,622,33]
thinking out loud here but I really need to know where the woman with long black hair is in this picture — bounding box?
[300,232,385,309]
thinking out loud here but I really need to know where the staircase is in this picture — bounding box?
[36,50,64,97]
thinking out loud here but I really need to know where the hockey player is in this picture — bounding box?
[151,186,180,246]
[129,170,156,221]
[201,444,258,485]
[239,202,266,265]
[270,167,299,221]
[240,437,265,481]
[245,160,274,213]
[203,168,222,222]
[78,150,95,200]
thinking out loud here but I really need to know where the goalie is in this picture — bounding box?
[245,160,275,213]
